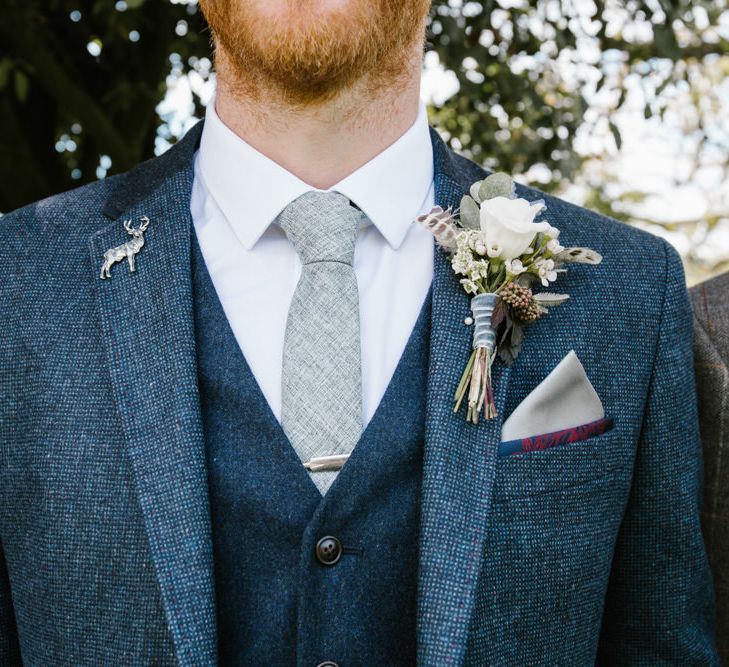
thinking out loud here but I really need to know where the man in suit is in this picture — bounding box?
[692,273,729,664]
[0,0,718,664]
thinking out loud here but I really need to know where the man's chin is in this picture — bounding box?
[202,0,430,105]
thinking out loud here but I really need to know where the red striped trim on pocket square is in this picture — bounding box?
[499,417,615,457]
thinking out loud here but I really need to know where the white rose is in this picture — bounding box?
[479,197,551,260]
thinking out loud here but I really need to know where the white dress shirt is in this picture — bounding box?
[191,100,434,426]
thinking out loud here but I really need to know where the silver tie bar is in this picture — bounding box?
[303,454,351,472]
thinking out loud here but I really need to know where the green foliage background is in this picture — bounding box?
[1,0,727,269]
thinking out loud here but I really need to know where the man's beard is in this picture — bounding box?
[199,0,431,105]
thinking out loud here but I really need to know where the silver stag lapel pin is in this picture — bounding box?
[100,216,151,279]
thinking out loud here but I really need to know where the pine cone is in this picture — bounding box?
[499,283,541,323]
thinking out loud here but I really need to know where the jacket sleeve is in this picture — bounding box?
[0,542,21,664]
[596,240,719,665]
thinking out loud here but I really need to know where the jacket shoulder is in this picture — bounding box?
[0,177,129,314]
[525,183,684,318]
[516,181,666,259]
[438,138,667,260]
[2,175,119,220]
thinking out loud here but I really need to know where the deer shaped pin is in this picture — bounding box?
[100,216,150,279]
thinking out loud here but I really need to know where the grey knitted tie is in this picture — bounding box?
[278,191,364,495]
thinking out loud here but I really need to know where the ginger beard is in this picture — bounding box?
[199,0,431,106]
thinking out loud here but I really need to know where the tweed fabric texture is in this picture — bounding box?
[278,191,365,495]
[691,273,729,664]
[0,149,193,663]
[194,229,428,664]
[0,118,718,665]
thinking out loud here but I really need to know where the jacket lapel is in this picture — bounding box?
[417,131,512,665]
[88,123,217,666]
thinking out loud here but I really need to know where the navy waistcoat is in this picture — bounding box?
[192,231,432,666]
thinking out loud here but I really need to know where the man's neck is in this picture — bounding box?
[213,49,423,190]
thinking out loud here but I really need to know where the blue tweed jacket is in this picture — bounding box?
[0,121,718,665]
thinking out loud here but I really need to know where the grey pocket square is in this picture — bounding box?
[501,350,604,442]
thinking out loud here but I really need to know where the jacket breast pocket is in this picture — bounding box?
[492,423,630,500]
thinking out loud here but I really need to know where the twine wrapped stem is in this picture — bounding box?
[453,293,499,423]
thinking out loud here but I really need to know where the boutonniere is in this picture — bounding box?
[417,172,602,424]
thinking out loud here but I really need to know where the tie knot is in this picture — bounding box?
[277,191,362,266]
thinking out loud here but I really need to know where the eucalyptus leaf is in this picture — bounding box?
[469,180,483,203]
[459,195,480,230]
[478,172,513,201]
[532,292,570,306]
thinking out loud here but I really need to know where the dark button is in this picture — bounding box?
[316,662,339,667]
[315,535,342,565]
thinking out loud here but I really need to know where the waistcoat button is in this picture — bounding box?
[316,662,339,667]
[315,536,342,565]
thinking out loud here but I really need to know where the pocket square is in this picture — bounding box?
[501,350,605,443]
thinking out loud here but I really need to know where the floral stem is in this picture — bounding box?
[466,348,484,421]
[453,348,478,413]
[484,349,497,419]
[457,346,498,424]
[494,278,511,293]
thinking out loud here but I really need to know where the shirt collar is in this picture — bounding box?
[197,98,434,251]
